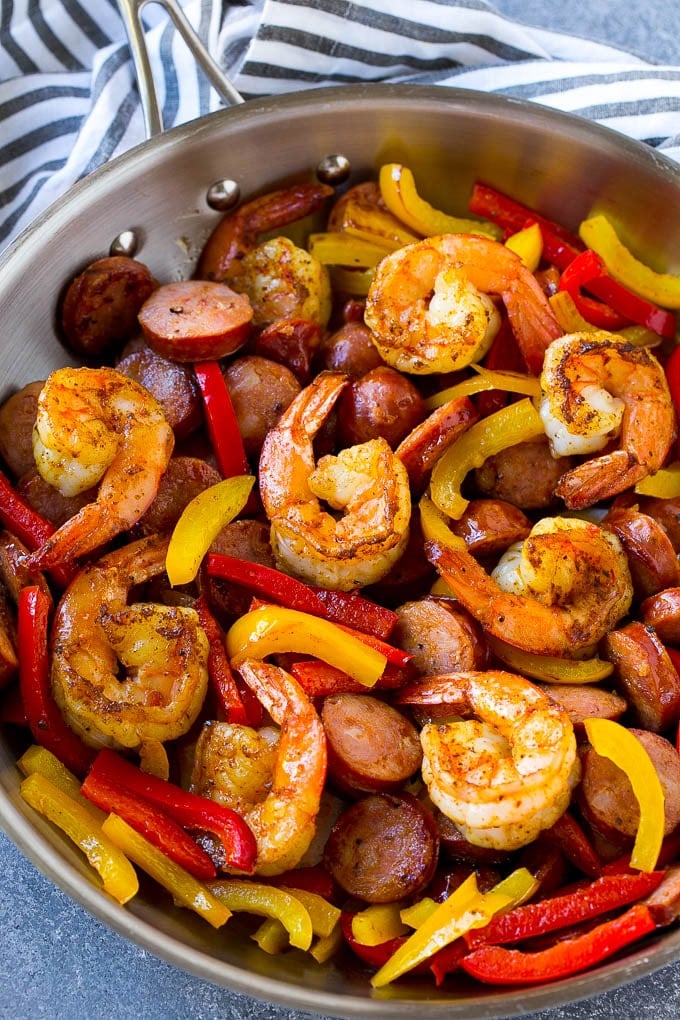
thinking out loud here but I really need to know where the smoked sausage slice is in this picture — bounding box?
[323,792,439,903]
[138,280,253,361]
[641,588,680,645]
[603,620,680,732]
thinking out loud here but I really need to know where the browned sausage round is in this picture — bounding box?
[579,729,680,843]
[629,494,680,553]
[395,397,478,498]
[450,498,533,558]
[336,365,426,449]
[322,792,439,903]
[539,683,627,731]
[317,320,383,377]
[434,809,511,866]
[223,355,301,459]
[603,506,680,600]
[641,588,680,645]
[137,456,222,535]
[603,620,680,732]
[393,597,488,676]
[16,471,95,527]
[199,518,276,621]
[60,255,157,358]
[254,318,321,385]
[138,280,253,361]
[0,381,43,480]
[474,436,572,509]
[115,344,202,439]
[321,693,422,795]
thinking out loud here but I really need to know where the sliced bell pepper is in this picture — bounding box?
[289,659,410,697]
[310,587,398,641]
[419,493,467,552]
[505,222,543,272]
[308,232,393,268]
[351,902,410,946]
[468,182,583,270]
[101,812,230,928]
[193,596,250,724]
[86,748,257,873]
[477,316,528,415]
[340,912,426,973]
[579,214,680,309]
[0,469,74,589]
[310,925,344,964]
[336,191,420,247]
[265,864,339,903]
[487,636,613,684]
[558,249,631,329]
[549,290,599,333]
[279,886,342,938]
[380,164,501,240]
[225,604,387,688]
[423,366,541,411]
[634,463,680,498]
[584,717,665,873]
[81,766,217,881]
[18,743,98,811]
[429,398,545,520]
[209,879,313,950]
[460,903,656,984]
[18,585,95,777]
[193,360,250,478]
[20,772,139,904]
[544,812,602,879]
[165,475,255,586]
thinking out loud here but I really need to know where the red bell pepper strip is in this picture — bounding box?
[477,318,527,413]
[464,870,664,949]
[193,596,250,725]
[665,344,680,413]
[194,361,250,478]
[0,470,74,589]
[0,682,28,726]
[18,586,95,776]
[290,659,411,697]
[81,767,217,880]
[543,811,602,879]
[468,183,583,270]
[460,903,656,984]
[340,912,433,973]
[265,864,340,903]
[87,748,257,872]
[206,554,398,640]
[559,250,631,329]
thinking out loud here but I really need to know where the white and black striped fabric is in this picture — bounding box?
[2,0,680,252]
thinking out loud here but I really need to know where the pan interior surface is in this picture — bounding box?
[1,83,680,1018]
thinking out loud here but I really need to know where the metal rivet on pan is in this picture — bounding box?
[110,230,138,257]
[206,179,241,211]
[316,153,351,185]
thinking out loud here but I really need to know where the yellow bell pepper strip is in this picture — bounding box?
[165,474,255,586]
[351,903,410,946]
[419,493,467,552]
[371,873,512,987]
[488,636,614,684]
[19,772,139,905]
[579,213,680,309]
[379,164,502,240]
[101,812,230,928]
[208,879,314,950]
[279,887,342,938]
[226,605,386,687]
[328,265,375,297]
[505,222,543,272]
[584,717,665,872]
[337,194,420,248]
[430,398,545,520]
[549,290,599,333]
[18,743,90,803]
[423,366,541,411]
[400,897,438,929]
[252,917,292,954]
[308,232,393,268]
[635,462,680,498]
[310,925,344,964]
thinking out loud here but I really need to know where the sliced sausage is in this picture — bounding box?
[395,396,478,497]
[364,516,436,607]
[138,280,253,361]
[603,620,680,732]
[435,809,511,866]
[321,693,422,795]
[630,494,680,552]
[0,588,18,689]
[450,498,532,558]
[393,597,488,677]
[474,436,571,510]
[115,344,202,439]
[579,729,680,844]
[137,456,222,535]
[641,588,680,645]
[0,381,43,480]
[199,518,276,621]
[255,318,321,385]
[318,320,383,377]
[16,471,96,527]
[322,792,439,903]
[539,683,627,731]
[336,366,426,449]
[645,864,680,925]
[603,505,680,600]
[60,255,157,358]
[223,355,301,459]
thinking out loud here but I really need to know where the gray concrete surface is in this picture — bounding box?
[2,2,680,1018]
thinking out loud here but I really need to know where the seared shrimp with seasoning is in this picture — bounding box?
[426,516,633,656]
[191,659,327,875]
[539,331,676,508]
[29,366,174,567]
[259,371,411,591]
[364,233,562,375]
[399,670,580,851]
[50,533,208,751]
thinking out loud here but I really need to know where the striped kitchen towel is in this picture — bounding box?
[1,0,679,251]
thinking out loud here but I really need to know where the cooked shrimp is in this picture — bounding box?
[234,236,331,329]
[406,671,580,851]
[540,331,676,508]
[29,366,174,568]
[426,516,633,655]
[191,660,327,875]
[259,371,411,591]
[50,533,209,751]
[364,233,562,375]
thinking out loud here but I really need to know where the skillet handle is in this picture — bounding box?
[117,0,245,138]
